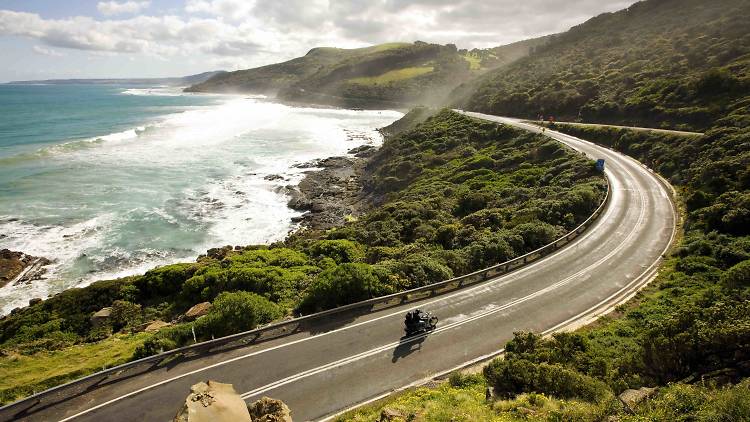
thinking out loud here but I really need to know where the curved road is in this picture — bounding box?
[3,112,676,422]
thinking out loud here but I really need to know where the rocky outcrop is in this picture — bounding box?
[173,381,292,422]
[0,249,51,288]
[173,381,251,422]
[618,387,657,413]
[90,307,112,329]
[247,397,292,422]
[144,320,172,332]
[185,302,213,320]
[287,156,371,231]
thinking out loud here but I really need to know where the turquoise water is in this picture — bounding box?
[0,84,401,313]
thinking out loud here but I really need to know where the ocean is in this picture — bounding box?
[0,84,402,314]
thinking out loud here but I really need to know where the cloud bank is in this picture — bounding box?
[0,0,635,71]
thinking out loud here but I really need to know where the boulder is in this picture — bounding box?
[144,320,172,333]
[173,381,251,422]
[378,408,403,422]
[28,298,42,306]
[0,249,51,288]
[90,307,112,328]
[619,387,657,413]
[247,397,292,422]
[185,302,213,320]
[206,246,233,260]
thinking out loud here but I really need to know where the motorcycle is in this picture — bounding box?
[404,309,438,336]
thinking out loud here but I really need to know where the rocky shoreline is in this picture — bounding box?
[283,144,378,231]
[0,249,51,289]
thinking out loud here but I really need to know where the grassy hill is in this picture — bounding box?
[186,39,549,108]
[454,0,750,131]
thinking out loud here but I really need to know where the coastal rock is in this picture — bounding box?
[288,154,372,231]
[347,144,376,157]
[379,408,404,421]
[618,387,657,413]
[91,307,112,328]
[263,174,285,182]
[173,381,252,422]
[206,246,233,260]
[185,302,213,320]
[0,249,51,288]
[247,397,292,422]
[292,159,321,169]
[144,320,172,333]
[28,298,42,306]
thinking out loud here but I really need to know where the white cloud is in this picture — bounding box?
[0,1,637,75]
[32,45,64,57]
[97,1,151,16]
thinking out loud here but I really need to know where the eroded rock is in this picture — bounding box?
[0,249,51,288]
[247,397,292,422]
[619,387,657,413]
[90,307,112,328]
[144,320,172,333]
[174,381,251,422]
[185,302,213,320]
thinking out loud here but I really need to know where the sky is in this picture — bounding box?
[0,0,635,82]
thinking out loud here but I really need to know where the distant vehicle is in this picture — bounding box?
[596,159,606,172]
[404,309,438,336]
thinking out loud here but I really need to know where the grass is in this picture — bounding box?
[463,54,482,70]
[0,332,149,404]
[337,381,612,421]
[348,66,434,85]
[368,42,412,52]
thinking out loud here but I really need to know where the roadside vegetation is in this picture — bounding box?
[341,103,750,419]
[0,110,604,404]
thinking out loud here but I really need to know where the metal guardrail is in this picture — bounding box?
[0,177,610,421]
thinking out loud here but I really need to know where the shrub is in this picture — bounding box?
[194,291,282,339]
[721,259,750,289]
[299,263,391,313]
[110,300,143,332]
[483,358,610,402]
[309,239,365,264]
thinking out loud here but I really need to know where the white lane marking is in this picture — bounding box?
[239,185,647,400]
[57,117,645,422]
[318,115,676,422]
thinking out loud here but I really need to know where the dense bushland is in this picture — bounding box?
[456,0,750,131]
[342,110,750,421]
[0,110,604,402]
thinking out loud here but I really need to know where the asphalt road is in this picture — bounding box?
[5,113,676,422]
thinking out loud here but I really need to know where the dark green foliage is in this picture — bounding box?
[109,300,142,332]
[720,259,750,290]
[299,263,392,313]
[483,358,609,402]
[309,240,364,264]
[457,0,750,131]
[0,110,604,360]
[490,99,750,405]
[194,291,282,339]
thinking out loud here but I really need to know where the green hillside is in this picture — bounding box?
[455,0,750,131]
[186,39,549,108]
[0,111,604,403]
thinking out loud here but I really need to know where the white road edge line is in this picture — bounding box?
[319,116,678,422]
[237,160,646,401]
[57,115,649,422]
